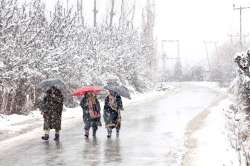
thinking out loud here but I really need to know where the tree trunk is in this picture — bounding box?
[119,0,124,29]
[93,0,97,27]
[80,0,84,26]
[109,0,115,27]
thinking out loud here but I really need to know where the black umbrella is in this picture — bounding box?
[38,78,66,92]
[104,84,131,99]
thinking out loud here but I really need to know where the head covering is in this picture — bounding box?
[108,94,118,111]
[109,90,117,97]
[87,94,100,119]
[85,92,94,97]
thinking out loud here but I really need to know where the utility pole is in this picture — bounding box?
[93,0,98,27]
[177,40,180,60]
[233,4,250,50]
[203,41,216,72]
[161,40,182,80]
[161,41,167,81]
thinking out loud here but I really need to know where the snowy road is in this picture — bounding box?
[0,83,225,166]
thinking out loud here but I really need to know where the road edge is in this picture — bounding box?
[181,93,227,166]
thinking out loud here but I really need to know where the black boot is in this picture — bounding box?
[84,129,89,138]
[116,129,119,137]
[41,134,49,140]
[107,128,112,138]
[54,133,59,141]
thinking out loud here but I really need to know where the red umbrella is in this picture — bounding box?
[72,86,103,96]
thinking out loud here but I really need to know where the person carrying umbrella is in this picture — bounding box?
[103,90,124,138]
[80,92,101,138]
[40,86,64,141]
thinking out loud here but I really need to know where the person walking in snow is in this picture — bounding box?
[40,86,64,141]
[103,90,124,138]
[80,92,101,138]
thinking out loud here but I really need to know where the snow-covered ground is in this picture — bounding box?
[183,98,240,166]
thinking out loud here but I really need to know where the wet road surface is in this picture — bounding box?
[0,83,224,166]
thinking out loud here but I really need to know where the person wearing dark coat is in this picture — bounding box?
[103,90,123,138]
[80,92,101,138]
[40,86,64,141]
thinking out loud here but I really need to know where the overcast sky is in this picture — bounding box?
[156,0,234,41]
[155,0,237,68]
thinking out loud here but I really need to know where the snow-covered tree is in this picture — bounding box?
[0,0,157,114]
[141,0,157,82]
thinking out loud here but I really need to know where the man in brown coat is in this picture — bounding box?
[41,86,64,141]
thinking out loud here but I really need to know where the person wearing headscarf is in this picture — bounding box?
[80,92,101,138]
[103,90,123,138]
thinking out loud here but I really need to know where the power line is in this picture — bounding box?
[161,40,180,60]
[227,33,249,45]
[161,40,181,70]
[161,40,182,80]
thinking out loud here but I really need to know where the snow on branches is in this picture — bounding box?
[0,0,156,114]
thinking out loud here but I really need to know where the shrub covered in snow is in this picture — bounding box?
[227,49,250,165]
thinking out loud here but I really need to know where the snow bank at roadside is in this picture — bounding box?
[0,112,40,133]
[184,98,240,166]
[0,107,83,141]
